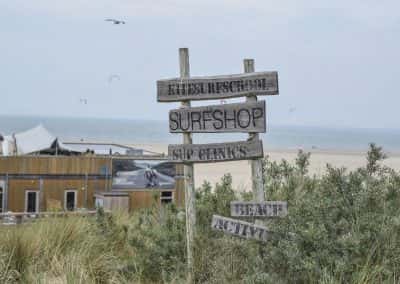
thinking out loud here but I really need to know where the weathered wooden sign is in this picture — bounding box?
[211,215,272,242]
[231,201,288,217]
[157,72,278,102]
[168,140,263,163]
[169,101,266,133]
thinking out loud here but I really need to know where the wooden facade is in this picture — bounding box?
[0,156,184,213]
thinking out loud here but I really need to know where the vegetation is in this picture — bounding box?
[1,143,400,283]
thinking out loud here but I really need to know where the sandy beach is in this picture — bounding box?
[132,143,400,191]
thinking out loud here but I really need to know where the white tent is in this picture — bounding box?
[1,125,78,156]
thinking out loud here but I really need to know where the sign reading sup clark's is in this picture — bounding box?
[168,140,263,163]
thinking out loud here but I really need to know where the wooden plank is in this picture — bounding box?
[0,174,109,180]
[169,101,266,133]
[178,47,195,284]
[168,140,263,163]
[157,71,278,102]
[0,156,112,175]
[211,214,272,242]
[0,211,98,217]
[231,201,288,217]
[244,59,265,203]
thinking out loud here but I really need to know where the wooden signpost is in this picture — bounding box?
[211,215,272,242]
[157,71,278,102]
[231,201,288,217]
[157,48,281,283]
[178,48,196,284]
[244,59,265,203]
[168,140,263,163]
[169,101,266,133]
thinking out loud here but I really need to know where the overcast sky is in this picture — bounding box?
[1,1,399,129]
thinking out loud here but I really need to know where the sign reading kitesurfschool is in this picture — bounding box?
[169,101,266,133]
[157,72,278,102]
[169,140,263,163]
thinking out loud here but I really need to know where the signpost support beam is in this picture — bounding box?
[244,59,265,202]
[39,177,43,212]
[4,173,8,212]
[180,48,195,283]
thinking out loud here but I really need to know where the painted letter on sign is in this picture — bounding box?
[169,140,263,163]
[158,72,279,102]
[169,101,266,133]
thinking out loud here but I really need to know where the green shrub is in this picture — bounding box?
[127,204,186,283]
[260,144,400,283]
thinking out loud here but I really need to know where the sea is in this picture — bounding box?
[1,115,400,153]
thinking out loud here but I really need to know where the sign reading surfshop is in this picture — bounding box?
[169,140,263,163]
[157,71,278,102]
[169,101,266,133]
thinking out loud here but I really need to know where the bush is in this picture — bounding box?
[260,144,400,283]
[193,144,400,283]
[127,204,187,283]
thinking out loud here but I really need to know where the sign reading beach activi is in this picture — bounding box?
[211,214,272,242]
[157,71,278,102]
[169,101,266,133]
[231,201,288,217]
[168,140,263,163]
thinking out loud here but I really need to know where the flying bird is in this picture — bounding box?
[108,74,120,83]
[80,98,88,105]
[105,19,126,25]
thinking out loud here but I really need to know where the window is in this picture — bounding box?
[160,191,173,204]
[25,191,39,213]
[0,181,4,213]
[64,190,77,211]
[95,197,104,208]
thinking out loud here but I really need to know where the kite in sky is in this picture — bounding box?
[105,19,126,25]
[108,74,121,83]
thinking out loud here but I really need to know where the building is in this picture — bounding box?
[0,155,184,213]
[0,125,184,213]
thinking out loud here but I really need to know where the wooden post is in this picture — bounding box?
[4,173,8,212]
[180,48,195,283]
[84,173,88,208]
[39,177,44,212]
[244,59,265,202]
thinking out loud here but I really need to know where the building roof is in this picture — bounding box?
[3,125,77,155]
[63,142,143,156]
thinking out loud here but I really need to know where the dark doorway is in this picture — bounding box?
[161,191,173,204]
[26,191,38,213]
[65,191,76,211]
[0,187,3,213]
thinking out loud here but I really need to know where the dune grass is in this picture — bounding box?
[0,212,132,283]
